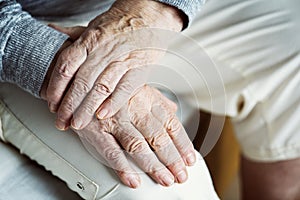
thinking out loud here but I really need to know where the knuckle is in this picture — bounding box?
[118,79,135,95]
[81,103,95,116]
[126,138,148,154]
[93,82,112,96]
[102,118,115,133]
[86,28,101,40]
[97,118,108,127]
[55,50,76,78]
[131,113,150,128]
[59,98,75,116]
[148,132,170,151]
[166,117,181,136]
[54,63,72,78]
[104,148,123,161]
[82,28,102,51]
[72,78,91,94]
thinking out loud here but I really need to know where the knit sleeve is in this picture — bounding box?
[155,0,206,28]
[0,0,68,98]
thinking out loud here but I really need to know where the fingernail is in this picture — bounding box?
[176,170,187,183]
[71,119,82,130]
[186,153,196,166]
[56,119,68,131]
[48,102,57,113]
[97,108,108,119]
[161,174,174,186]
[128,175,140,188]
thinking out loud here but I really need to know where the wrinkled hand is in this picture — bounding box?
[41,36,195,188]
[75,85,196,188]
[46,0,184,131]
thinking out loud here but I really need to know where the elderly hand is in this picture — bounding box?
[45,0,184,131]
[41,38,195,188]
[43,15,194,188]
[45,73,195,188]
[75,85,196,188]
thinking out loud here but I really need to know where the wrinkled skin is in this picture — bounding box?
[41,21,195,188]
[45,0,184,131]
[43,77,195,188]
[76,85,196,188]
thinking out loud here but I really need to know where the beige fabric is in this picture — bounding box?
[150,0,300,161]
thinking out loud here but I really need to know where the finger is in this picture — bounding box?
[48,24,86,41]
[97,133,141,188]
[70,60,129,130]
[96,67,149,120]
[54,73,94,130]
[129,111,188,183]
[55,36,121,129]
[156,145,188,183]
[66,39,139,130]
[166,116,196,166]
[46,40,88,113]
[77,121,141,188]
[151,97,196,166]
[47,27,109,113]
[111,118,175,187]
[56,44,128,130]
[145,91,190,182]
[94,49,155,120]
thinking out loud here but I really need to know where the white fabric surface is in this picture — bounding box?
[0,142,82,200]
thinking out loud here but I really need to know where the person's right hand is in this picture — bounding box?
[75,85,196,188]
[45,0,184,131]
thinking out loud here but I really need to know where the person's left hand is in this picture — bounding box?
[44,71,196,188]
[75,85,196,188]
[41,41,196,188]
[45,0,184,131]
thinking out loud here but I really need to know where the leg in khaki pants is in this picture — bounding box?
[157,0,300,199]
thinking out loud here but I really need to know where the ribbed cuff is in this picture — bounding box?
[156,0,206,28]
[2,13,68,98]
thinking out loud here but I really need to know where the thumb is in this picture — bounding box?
[48,23,86,40]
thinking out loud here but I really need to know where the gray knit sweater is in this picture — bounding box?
[0,0,205,98]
